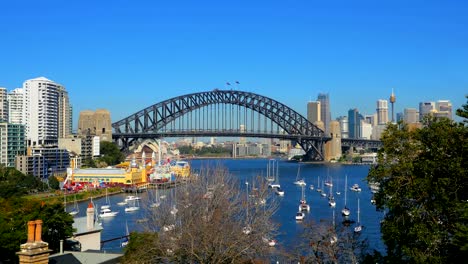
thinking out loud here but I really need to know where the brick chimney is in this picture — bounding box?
[16,220,52,264]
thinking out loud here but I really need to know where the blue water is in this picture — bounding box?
[68,158,385,254]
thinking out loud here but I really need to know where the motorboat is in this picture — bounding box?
[99,208,118,218]
[275,187,285,196]
[350,184,362,192]
[295,211,305,221]
[125,195,141,202]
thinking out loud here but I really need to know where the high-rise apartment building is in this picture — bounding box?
[307,101,321,123]
[22,77,64,146]
[436,100,452,120]
[7,88,23,124]
[419,102,436,121]
[317,93,331,135]
[0,87,8,122]
[58,86,73,138]
[404,108,419,123]
[0,122,26,167]
[376,99,389,125]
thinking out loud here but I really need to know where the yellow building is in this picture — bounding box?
[66,166,147,186]
[171,161,191,177]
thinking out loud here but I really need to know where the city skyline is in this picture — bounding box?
[0,1,467,124]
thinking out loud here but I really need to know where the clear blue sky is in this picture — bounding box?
[0,0,467,127]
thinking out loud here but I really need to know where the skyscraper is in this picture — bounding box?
[22,77,62,146]
[0,87,8,122]
[376,99,389,125]
[58,86,73,138]
[348,108,363,139]
[307,101,321,123]
[7,88,23,124]
[436,100,452,120]
[317,93,331,135]
[419,101,436,121]
[404,108,419,123]
[336,116,349,139]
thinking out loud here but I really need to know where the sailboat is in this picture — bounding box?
[299,184,310,212]
[69,195,79,216]
[125,192,140,212]
[341,174,350,217]
[316,175,322,193]
[354,198,362,233]
[150,187,161,208]
[101,188,111,210]
[270,160,281,189]
[121,221,130,247]
[293,164,306,186]
[328,175,336,207]
[242,181,252,234]
[266,159,276,182]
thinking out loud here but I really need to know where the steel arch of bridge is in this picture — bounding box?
[112,90,331,160]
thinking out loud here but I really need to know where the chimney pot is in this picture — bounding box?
[34,220,43,242]
[27,221,35,243]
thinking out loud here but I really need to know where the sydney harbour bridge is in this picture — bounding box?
[111,90,382,161]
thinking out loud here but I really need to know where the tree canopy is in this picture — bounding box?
[97,141,125,166]
[367,98,468,263]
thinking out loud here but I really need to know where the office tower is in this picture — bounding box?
[307,101,321,123]
[360,120,372,139]
[404,108,419,123]
[317,93,331,135]
[348,108,363,139]
[23,77,63,146]
[7,88,23,124]
[78,109,112,142]
[436,100,452,120]
[419,102,436,121]
[0,87,8,122]
[396,112,404,122]
[58,86,73,138]
[0,122,26,167]
[365,114,378,127]
[389,89,396,123]
[336,116,349,139]
[376,99,389,125]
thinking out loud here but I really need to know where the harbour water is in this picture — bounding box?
[67,158,385,254]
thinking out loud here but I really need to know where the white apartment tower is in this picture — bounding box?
[376,99,389,125]
[22,77,63,146]
[0,87,8,122]
[7,88,24,124]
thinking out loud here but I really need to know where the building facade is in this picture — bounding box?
[376,99,389,125]
[16,146,70,178]
[348,108,363,139]
[7,88,23,124]
[336,116,349,139]
[435,100,452,120]
[419,101,436,121]
[22,77,63,146]
[0,87,8,122]
[78,109,112,142]
[317,93,331,135]
[58,86,73,138]
[404,108,419,123]
[0,122,26,167]
[307,101,321,124]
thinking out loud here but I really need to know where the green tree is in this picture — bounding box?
[456,95,468,121]
[98,141,125,166]
[48,176,60,190]
[0,197,74,262]
[367,105,468,263]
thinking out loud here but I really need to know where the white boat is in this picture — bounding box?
[266,159,276,182]
[350,183,362,192]
[328,174,336,207]
[316,176,322,193]
[150,187,161,208]
[341,174,351,217]
[309,184,314,190]
[125,198,140,212]
[121,221,129,247]
[125,195,141,202]
[293,164,306,186]
[329,198,336,208]
[263,237,276,247]
[299,185,310,212]
[275,187,285,196]
[295,211,305,221]
[101,188,111,210]
[99,208,119,218]
[68,195,79,216]
[243,181,252,234]
[117,201,127,206]
[354,198,363,233]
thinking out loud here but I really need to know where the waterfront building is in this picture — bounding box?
[66,163,148,186]
[307,101,321,123]
[235,143,271,157]
[404,108,419,123]
[419,101,436,121]
[7,88,23,124]
[78,109,112,142]
[317,93,331,136]
[15,146,70,179]
[23,77,64,146]
[336,116,349,139]
[376,99,389,125]
[0,122,26,167]
[0,87,8,122]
